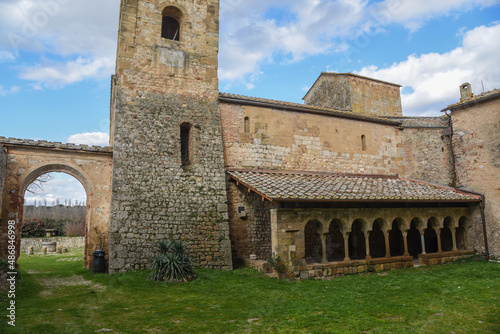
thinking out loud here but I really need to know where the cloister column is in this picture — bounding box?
[420,232,427,255]
[402,231,410,256]
[344,232,350,261]
[365,231,372,260]
[466,229,472,250]
[321,234,328,264]
[436,228,442,253]
[384,231,391,258]
[452,228,458,251]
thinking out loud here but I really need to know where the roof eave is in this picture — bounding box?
[441,91,500,112]
[219,95,401,126]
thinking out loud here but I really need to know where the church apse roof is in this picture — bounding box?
[227,169,480,203]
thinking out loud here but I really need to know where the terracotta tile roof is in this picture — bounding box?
[227,169,480,202]
[442,89,500,111]
[219,93,401,125]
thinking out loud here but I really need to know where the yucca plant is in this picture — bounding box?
[149,239,195,283]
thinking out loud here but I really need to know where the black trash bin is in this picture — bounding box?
[92,250,105,273]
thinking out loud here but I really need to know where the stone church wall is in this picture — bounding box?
[226,182,275,266]
[220,102,405,175]
[303,73,403,117]
[451,98,500,257]
[396,117,455,186]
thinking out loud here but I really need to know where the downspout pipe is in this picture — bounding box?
[457,188,489,260]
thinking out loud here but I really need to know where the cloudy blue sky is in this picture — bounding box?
[1,0,499,204]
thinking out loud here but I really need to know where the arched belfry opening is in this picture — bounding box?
[162,6,183,41]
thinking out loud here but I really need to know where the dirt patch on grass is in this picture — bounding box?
[37,274,106,297]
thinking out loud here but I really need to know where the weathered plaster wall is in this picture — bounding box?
[220,102,405,175]
[451,98,500,257]
[303,73,403,117]
[226,182,275,265]
[395,117,455,186]
[109,0,232,273]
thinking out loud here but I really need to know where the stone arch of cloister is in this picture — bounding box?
[0,140,112,269]
[272,206,475,276]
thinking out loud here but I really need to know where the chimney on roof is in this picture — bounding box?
[460,82,473,101]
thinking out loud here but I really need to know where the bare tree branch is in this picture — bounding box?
[26,173,53,194]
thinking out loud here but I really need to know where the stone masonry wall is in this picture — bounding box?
[21,237,85,252]
[0,145,6,218]
[395,117,455,186]
[110,92,232,273]
[109,0,232,273]
[451,98,500,257]
[226,182,275,266]
[303,73,403,117]
[220,102,405,175]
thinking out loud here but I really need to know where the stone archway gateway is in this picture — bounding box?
[0,138,112,269]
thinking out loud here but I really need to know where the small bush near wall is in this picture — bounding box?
[21,218,46,237]
[22,218,84,237]
[64,220,85,237]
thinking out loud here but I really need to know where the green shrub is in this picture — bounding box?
[21,218,46,237]
[267,254,286,279]
[149,239,195,283]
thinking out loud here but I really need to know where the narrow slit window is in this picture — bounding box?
[244,117,250,133]
[361,135,367,151]
[180,123,191,166]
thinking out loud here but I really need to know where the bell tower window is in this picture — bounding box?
[162,6,182,41]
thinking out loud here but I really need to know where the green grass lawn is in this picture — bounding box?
[1,249,499,333]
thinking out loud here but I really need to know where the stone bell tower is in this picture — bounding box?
[108,0,232,273]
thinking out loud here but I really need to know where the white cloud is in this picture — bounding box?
[371,0,500,32]
[0,0,119,56]
[0,85,20,96]
[219,0,500,87]
[66,132,109,146]
[219,0,367,83]
[355,23,500,116]
[19,56,115,87]
[0,50,15,62]
[24,172,87,206]
[0,0,119,87]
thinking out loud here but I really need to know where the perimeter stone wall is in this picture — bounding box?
[220,102,405,175]
[451,97,500,257]
[21,237,85,252]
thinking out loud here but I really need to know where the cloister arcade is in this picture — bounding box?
[302,215,471,265]
[271,207,476,277]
